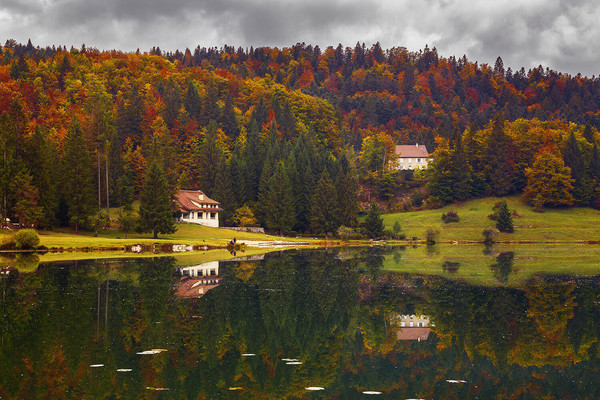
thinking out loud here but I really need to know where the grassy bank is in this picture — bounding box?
[1,222,316,251]
[383,196,600,243]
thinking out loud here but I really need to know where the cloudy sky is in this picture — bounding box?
[1,0,599,76]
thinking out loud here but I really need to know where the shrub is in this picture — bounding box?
[15,229,40,250]
[482,229,497,245]
[425,227,440,244]
[337,226,364,241]
[441,211,460,223]
[0,234,16,250]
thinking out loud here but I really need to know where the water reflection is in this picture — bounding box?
[0,247,599,399]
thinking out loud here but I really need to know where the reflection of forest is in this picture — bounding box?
[1,249,600,399]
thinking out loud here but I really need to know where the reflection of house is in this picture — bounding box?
[392,314,432,341]
[175,262,222,298]
[394,144,429,170]
[175,190,222,228]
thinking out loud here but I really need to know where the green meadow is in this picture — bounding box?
[383,196,600,243]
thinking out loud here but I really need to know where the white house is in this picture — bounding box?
[175,190,222,227]
[394,144,430,170]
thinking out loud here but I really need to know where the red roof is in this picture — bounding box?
[175,190,222,212]
[175,276,223,298]
[395,144,429,158]
[397,328,431,341]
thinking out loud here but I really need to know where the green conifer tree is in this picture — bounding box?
[364,203,385,239]
[139,163,177,239]
[62,119,95,233]
[310,170,339,234]
[495,199,514,233]
[263,162,295,235]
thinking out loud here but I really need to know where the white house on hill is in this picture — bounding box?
[175,190,222,227]
[394,144,430,170]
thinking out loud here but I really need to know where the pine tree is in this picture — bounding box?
[263,162,295,235]
[196,120,227,197]
[336,153,358,227]
[139,163,177,239]
[62,119,95,233]
[364,203,385,239]
[310,170,339,234]
[485,113,514,196]
[562,131,591,205]
[495,199,514,233]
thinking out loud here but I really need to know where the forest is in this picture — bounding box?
[1,39,600,235]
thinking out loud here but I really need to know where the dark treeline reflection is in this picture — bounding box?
[1,248,600,399]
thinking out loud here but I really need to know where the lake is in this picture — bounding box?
[1,246,599,399]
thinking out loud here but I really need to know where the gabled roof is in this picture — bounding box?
[175,190,222,212]
[395,144,429,158]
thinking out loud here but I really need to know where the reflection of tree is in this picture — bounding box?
[489,251,514,284]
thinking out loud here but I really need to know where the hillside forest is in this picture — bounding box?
[1,40,600,234]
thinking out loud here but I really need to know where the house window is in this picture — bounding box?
[182,213,189,219]
[199,212,203,219]
[210,213,216,219]
[417,158,421,163]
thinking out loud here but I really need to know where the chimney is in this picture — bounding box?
[416,143,419,147]
[199,193,204,201]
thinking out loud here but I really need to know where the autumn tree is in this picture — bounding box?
[523,151,574,209]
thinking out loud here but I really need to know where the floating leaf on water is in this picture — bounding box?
[146,387,169,391]
[228,387,244,391]
[306,387,324,391]
[90,364,104,368]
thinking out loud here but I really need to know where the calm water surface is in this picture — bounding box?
[1,247,599,399]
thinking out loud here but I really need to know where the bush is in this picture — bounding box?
[425,227,440,244]
[0,234,16,250]
[15,229,40,250]
[337,226,364,241]
[482,229,497,245]
[441,211,460,223]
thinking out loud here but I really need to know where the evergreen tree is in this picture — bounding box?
[199,80,220,127]
[310,170,339,234]
[484,113,514,196]
[23,125,58,228]
[184,81,203,123]
[220,92,239,138]
[336,152,358,227]
[196,120,227,197]
[495,199,514,233]
[562,131,591,205]
[139,163,177,239]
[263,162,295,235]
[364,203,385,239]
[450,127,473,201]
[62,119,95,233]
[242,120,264,201]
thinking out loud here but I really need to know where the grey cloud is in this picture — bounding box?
[2,0,600,76]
